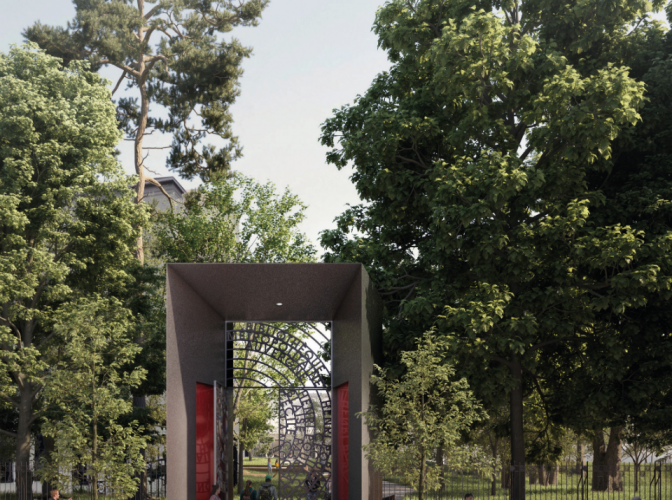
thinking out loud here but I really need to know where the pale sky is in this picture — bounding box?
[1,0,392,254]
[1,2,667,255]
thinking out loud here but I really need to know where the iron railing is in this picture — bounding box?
[0,459,166,500]
[380,463,672,500]
[4,459,668,500]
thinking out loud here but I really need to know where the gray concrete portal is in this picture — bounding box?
[166,263,383,500]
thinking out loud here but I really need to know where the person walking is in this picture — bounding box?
[304,471,321,500]
[258,475,277,500]
[209,484,221,500]
[240,480,257,500]
[267,457,272,477]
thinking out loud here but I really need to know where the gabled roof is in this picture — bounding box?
[153,176,188,195]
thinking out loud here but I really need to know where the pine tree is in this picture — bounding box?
[25,0,269,262]
[24,6,269,476]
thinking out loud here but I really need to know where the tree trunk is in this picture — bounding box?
[510,356,525,500]
[237,441,243,491]
[133,0,149,264]
[133,396,148,500]
[132,3,149,494]
[576,440,585,474]
[592,427,623,492]
[545,464,558,486]
[247,450,252,461]
[501,468,510,490]
[436,443,445,495]
[92,419,98,500]
[592,429,606,490]
[237,422,245,494]
[16,375,33,500]
[488,433,499,496]
[634,462,640,493]
[604,427,623,492]
[418,445,426,500]
[40,436,55,500]
[134,80,147,264]
[530,463,558,486]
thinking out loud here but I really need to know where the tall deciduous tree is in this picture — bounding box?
[25,0,269,262]
[41,296,147,500]
[0,44,147,498]
[319,2,671,497]
[622,424,662,494]
[237,390,274,460]
[544,28,672,491]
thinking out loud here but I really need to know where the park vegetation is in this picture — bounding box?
[0,45,150,498]
[41,297,148,500]
[0,42,310,497]
[320,0,672,497]
[25,0,270,261]
[24,6,273,486]
[362,331,488,500]
[1,0,672,498]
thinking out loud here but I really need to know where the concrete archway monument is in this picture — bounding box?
[166,263,383,500]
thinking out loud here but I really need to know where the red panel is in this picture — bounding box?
[196,383,214,500]
[337,383,349,500]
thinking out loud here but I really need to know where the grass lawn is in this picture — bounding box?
[240,470,331,500]
[6,463,668,500]
[242,457,272,467]
[384,465,672,500]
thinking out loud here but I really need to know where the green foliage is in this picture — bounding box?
[237,390,274,453]
[24,0,269,182]
[118,264,166,400]
[539,30,672,446]
[522,393,566,465]
[362,331,488,499]
[41,296,147,499]
[0,44,148,467]
[144,394,166,463]
[152,173,317,264]
[111,263,166,452]
[319,0,672,471]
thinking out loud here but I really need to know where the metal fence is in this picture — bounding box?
[4,460,670,500]
[381,463,672,500]
[0,460,166,500]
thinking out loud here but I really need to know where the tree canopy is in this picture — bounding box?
[319,1,672,495]
[0,44,148,491]
[41,296,148,500]
[25,0,269,260]
[152,173,317,264]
